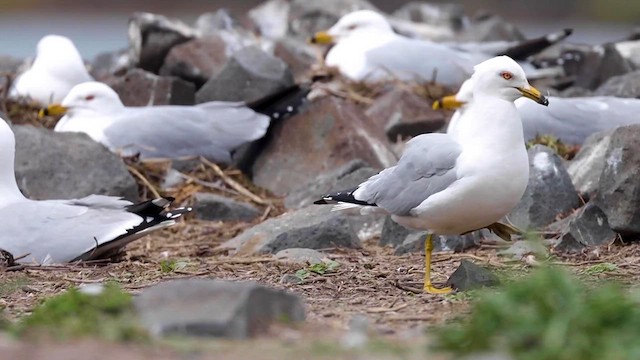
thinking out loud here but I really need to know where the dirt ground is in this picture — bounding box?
[1,215,639,359]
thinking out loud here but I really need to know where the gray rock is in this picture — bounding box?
[13,124,137,201]
[380,216,481,255]
[555,203,616,253]
[392,2,466,31]
[248,0,291,39]
[134,279,305,338]
[105,68,195,106]
[365,88,446,141]
[196,46,293,104]
[217,205,361,255]
[446,260,500,291]
[128,12,195,73]
[498,240,548,260]
[284,160,377,209]
[594,125,640,234]
[567,130,613,196]
[507,145,581,230]
[195,10,258,51]
[594,69,640,98]
[192,193,260,222]
[252,96,396,197]
[562,45,633,91]
[159,36,230,88]
[456,14,524,43]
[91,48,132,80]
[273,37,317,83]
[275,248,327,264]
[287,0,378,38]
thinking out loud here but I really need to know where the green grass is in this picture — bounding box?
[583,263,618,276]
[432,267,640,360]
[13,283,148,342]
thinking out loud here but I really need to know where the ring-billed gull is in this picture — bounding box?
[10,35,93,105]
[43,82,270,163]
[310,10,570,86]
[0,118,191,265]
[315,56,548,294]
[437,78,640,145]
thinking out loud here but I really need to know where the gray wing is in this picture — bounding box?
[363,38,485,86]
[103,102,270,163]
[354,133,462,216]
[518,96,640,145]
[0,199,143,264]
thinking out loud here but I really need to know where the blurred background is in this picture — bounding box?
[0,0,637,58]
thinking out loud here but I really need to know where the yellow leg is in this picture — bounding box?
[424,233,453,294]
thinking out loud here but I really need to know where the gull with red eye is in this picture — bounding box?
[38,81,277,164]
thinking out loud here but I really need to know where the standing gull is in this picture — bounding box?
[43,82,271,164]
[10,35,94,105]
[315,56,548,293]
[0,118,191,264]
[310,10,571,87]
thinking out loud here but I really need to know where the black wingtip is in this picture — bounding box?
[313,198,331,205]
[564,28,573,36]
[247,84,311,121]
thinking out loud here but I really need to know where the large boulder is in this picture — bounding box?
[159,36,230,88]
[594,69,640,98]
[567,130,613,196]
[195,46,294,104]
[248,0,291,39]
[13,124,138,201]
[507,145,581,230]
[287,0,379,38]
[392,2,466,31]
[365,88,446,141]
[565,44,634,91]
[217,206,362,256]
[105,68,195,106]
[128,12,195,73]
[456,14,524,43]
[252,96,396,196]
[594,125,640,234]
[135,279,305,338]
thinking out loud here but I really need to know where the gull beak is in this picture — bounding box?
[432,95,466,110]
[309,31,334,45]
[518,86,549,106]
[38,104,68,118]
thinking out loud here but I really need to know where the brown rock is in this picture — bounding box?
[105,68,195,106]
[365,88,446,141]
[252,96,396,196]
[159,36,230,88]
[273,38,317,83]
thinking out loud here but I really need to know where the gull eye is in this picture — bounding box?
[347,24,358,30]
[85,95,95,101]
[500,71,513,80]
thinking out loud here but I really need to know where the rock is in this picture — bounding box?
[0,249,15,269]
[159,36,230,88]
[0,55,26,74]
[380,216,481,255]
[446,260,500,291]
[91,48,132,80]
[555,203,616,253]
[567,130,613,196]
[105,68,195,106]
[507,145,581,230]
[287,0,379,38]
[248,0,291,39]
[615,39,640,69]
[128,12,195,73]
[195,10,259,52]
[196,46,294,104]
[217,205,361,255]
[273,37,317,83]
[594,69,640,98]
[134,279,305,338]
[566,45,635,91]
[392,2,466,31]
[457,14,524,43]
[12,124,137,201]
[498,240,548,260]
[284,160,377,209]
[365,88,446,141]
[594,125,640,234]
[280,274,303,284]
[192,193,260,222]
[275,248,327,264]
[252,96,396,197]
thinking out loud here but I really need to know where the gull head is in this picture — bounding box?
[36,35,78,57]
[41,81,124,117]
[471,56,548,106]
[310,10,393,44]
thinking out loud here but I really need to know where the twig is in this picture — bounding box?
[200,157,266,205]
[63,277,107,284]
[208,257,279,265]
[366,303,408,313]
[127,165,162,198]
[392,280,422,294]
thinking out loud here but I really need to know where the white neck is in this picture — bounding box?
[0,123,26,203]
